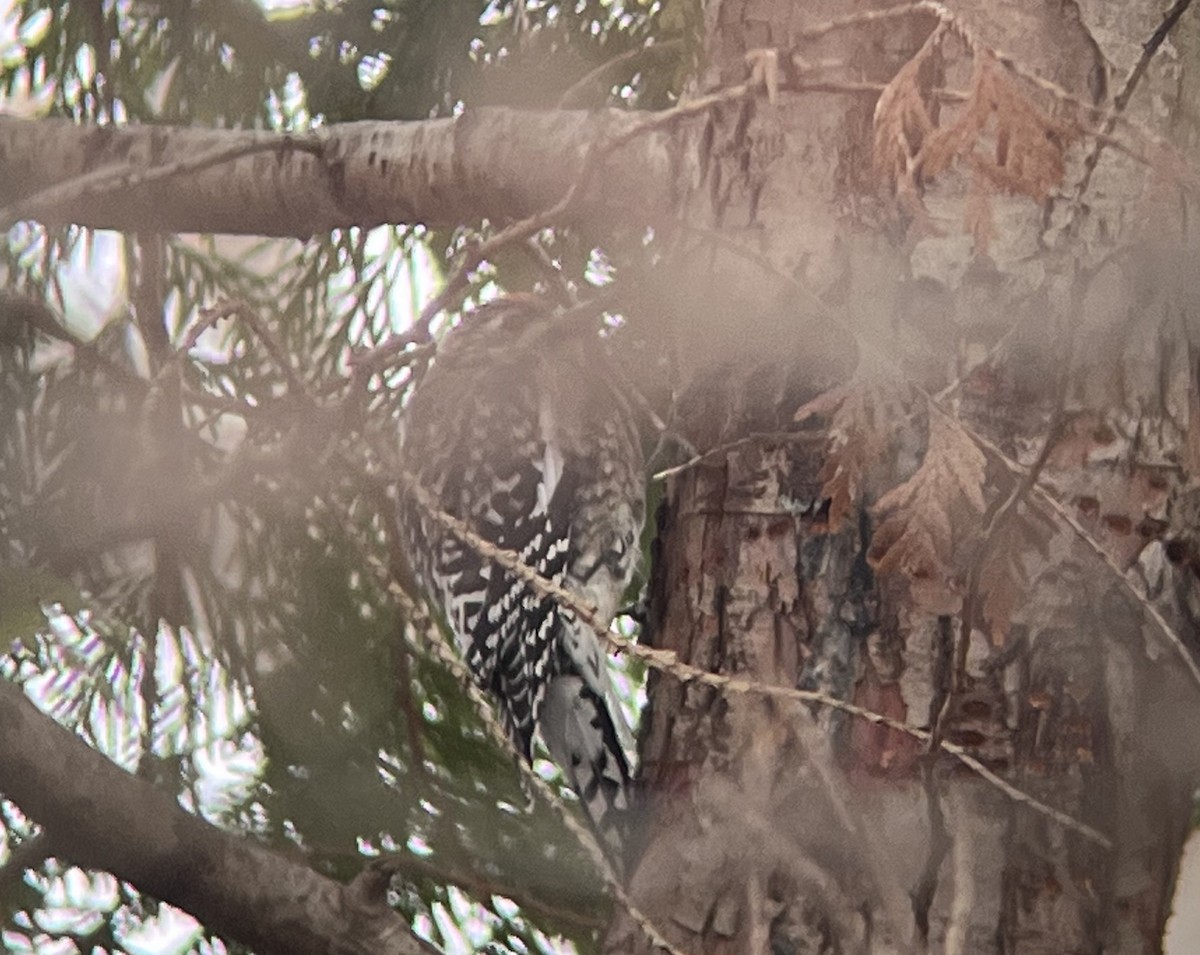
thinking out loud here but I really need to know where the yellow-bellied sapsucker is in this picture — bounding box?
[397,295,644,847]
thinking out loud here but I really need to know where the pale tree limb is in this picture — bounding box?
[0,139,316,233]
[0,109,702,238]
[0,680,440,955]
[5,16,1182,244]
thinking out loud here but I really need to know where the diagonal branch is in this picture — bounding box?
[938,404,1200,691]
[0,138,316,233]
[366,545,696,955]
[0,680,439,955]
[394,469,1114,850]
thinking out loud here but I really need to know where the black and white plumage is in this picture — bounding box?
[397,295,645,847]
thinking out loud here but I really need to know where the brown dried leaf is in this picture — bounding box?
[869,412,989,613]
[976,514,1050,645]
[814,384,901,532]
[873,24,944,194]
[920,54,1079,204]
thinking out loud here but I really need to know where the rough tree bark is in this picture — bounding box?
[609,1,1200,953]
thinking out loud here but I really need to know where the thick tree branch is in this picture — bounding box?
[0,109,698,237]
[0,680,439,955]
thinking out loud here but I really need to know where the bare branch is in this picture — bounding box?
[557,39,686,109]
[1062,0,1195,230]
[0,138,309,233]
[940,405,1200,692]
[0,109,703,238]
[0,681,439,955]
[366,548,697,955]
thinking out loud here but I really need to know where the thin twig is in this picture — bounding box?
[956,405,1066,682]
[379,850,607,931]
[557,39,685,109]
[396,470,1113,849]
[354,82,759,373]
[954,264,1080,693]
[180,301,241,356]
[653,430,821,481]
[1062,0,1195,234]
[943,405,1200,692]
[370,551,694,955]
[240,311,308,397]
[933,314,1028,404]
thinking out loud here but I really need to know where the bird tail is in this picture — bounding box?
[540,674,634,866]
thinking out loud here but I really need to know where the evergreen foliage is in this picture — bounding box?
[1,2,693,951]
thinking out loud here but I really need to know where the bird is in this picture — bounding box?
[396,294,645,851]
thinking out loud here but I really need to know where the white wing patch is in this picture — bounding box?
[536,392,564,516]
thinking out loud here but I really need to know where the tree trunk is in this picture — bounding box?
[610,1,1200,952]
